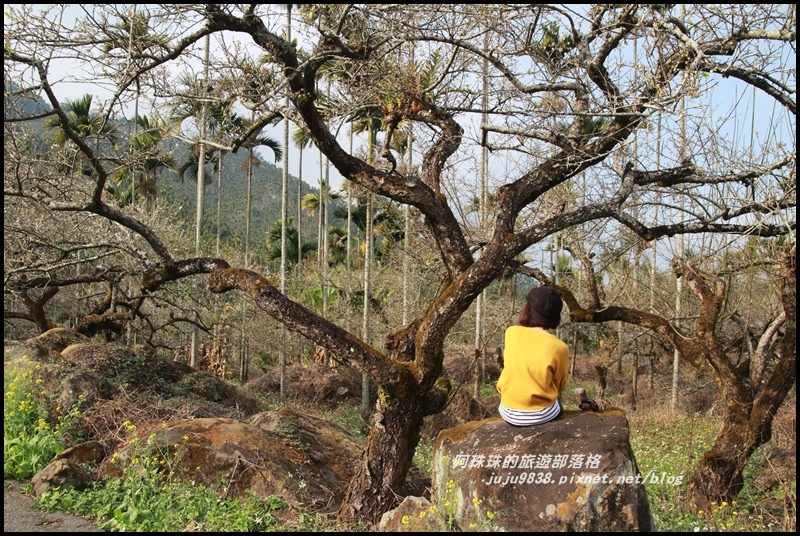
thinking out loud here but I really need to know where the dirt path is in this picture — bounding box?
[3,480,103,532]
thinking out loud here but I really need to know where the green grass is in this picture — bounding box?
[413,439,434,476]
[38,479,291,532]
[34,418,339,532]
[628,408,795,532]
[319,401,368,438]
[4,354,79,480]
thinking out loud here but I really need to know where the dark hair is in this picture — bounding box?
[523,286,563,329]
[518,302,558,328]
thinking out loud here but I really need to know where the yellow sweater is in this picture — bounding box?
[496,326,569,411]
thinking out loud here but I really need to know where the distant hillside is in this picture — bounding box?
[3,82,338,263]
[4,80,52,119]
[158,146,342,262]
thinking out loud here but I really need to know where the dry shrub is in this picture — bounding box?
[750,393,796,527]
[54,359,264,450]
[443,354,501,386]
[771,393,796,452]
[421,386,499,440]
[174,371,262,417]
[681,381,720,414]
[65,390,202,448]
[245,363,367,408]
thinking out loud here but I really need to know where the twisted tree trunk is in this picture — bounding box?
[338,389,426,525]
[687,252,796,511]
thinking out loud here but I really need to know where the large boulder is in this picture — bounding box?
[99,408,366,515]
[378,495,442,532]
[31,459,97,497]
[37,363,118,415]
[244,363,368,408]
[58,342,262,417]
[386,410,653,532]
[4,328,89,363]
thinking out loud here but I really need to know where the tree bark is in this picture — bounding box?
[687,251,796,511]
[18,287,59,334]
[688,367,791,511]
[338,390,425,526]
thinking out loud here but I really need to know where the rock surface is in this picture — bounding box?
[382,409,654,532]
[378,495,442,532]
[96,408,366,516]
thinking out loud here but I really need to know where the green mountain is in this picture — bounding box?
[158,145,339,263]
[4,82,343,265]
[4,79,52,119]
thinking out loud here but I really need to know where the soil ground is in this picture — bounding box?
[3,479,103,532]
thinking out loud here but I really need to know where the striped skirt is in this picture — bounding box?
[498,398,562,426]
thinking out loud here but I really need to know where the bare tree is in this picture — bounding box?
[4,4,795,527]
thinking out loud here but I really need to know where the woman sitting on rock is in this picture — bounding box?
[496,286,568,426]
